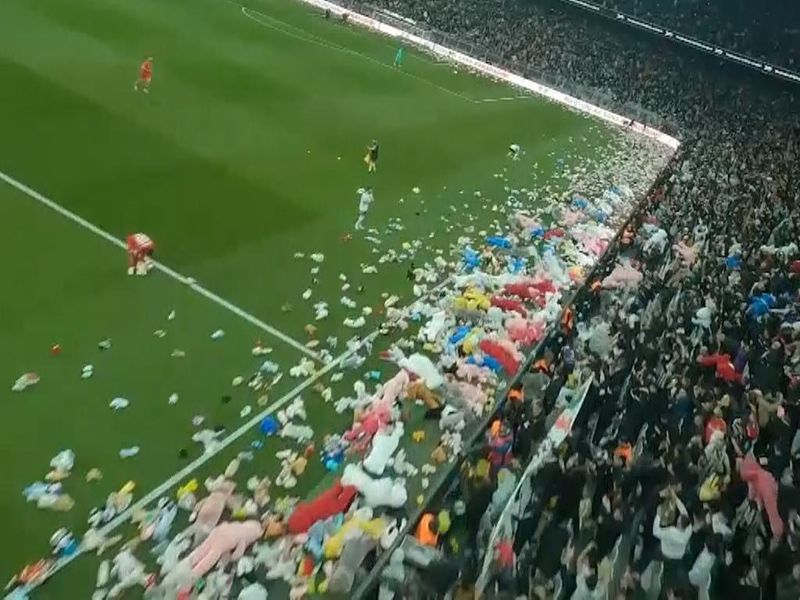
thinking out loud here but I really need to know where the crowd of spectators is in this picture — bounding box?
[351,0,800,598]
[596,0,800,69]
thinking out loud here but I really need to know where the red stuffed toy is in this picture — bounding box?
[490,296,528,316]
[287,480,357,534]
[479,339,520,374]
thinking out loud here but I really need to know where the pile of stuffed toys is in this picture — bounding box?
[7,135,672,599]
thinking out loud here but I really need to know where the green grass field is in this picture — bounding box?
[0,0,662,595]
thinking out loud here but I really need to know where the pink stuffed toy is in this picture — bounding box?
[344,401,392,451]
[191,480,236,541]
[581,236,609,257]
[506,317,545,346]
[456,361,493,383]
[189,520,262,577]
[738,455,784,538]
[378,370,409,405]
[479,339,521,374]
[490,296,528,317]
[503,278,556,300]
[512,212,542,232]
[287,480,357,535]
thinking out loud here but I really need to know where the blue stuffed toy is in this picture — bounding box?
[462,247,480,271]
[486,236,512,249]
[259,416,279,436]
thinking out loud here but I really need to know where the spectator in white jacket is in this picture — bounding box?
[653,495,692,588]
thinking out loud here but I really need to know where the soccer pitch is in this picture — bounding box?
[0,0,667,595]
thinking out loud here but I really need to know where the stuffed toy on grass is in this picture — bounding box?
[345,401,393,450]
[490,295,527,316]
[378,370,410,405]
[190,480,237,543]
[456,361,493,383]
[506,316,545,346]
[364,422,405,476]
[445,380,489,415]
[453,287,491,312]
[504,278,556,299]
[342,464,408,508]
[479,338,521,374]
[419,309,449,343]
[286,480,357,534]
[405,381,442,411]
[397,352,444,389]
[108,546,151,598]
[439,405,466,432]
[188,520,262,578]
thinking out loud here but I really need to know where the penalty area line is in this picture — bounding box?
[0,168,319,360]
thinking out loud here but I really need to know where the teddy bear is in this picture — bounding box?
[342,464,408,508]
[190,479,237,543]
[405,381,442,412]
[188,520,263,578]
[287,480,357,534]
[364,422,404,476]
[108,545,151,598]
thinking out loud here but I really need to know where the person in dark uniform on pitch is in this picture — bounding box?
[364,139,379,173]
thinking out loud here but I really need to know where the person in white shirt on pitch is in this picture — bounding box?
[355,187,374,230]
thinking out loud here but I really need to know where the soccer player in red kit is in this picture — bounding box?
[127,232,155,275]
[134,57,153,93]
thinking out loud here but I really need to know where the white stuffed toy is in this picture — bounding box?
[391,448,419,478]
[108,547,149,598]
[279,423,314,444]
[157,531,191,575]
[277,397,307,424]
[290,358,315,378]
[397,353,444,389]
[419,310,448,344]
[342,464,408,508]
[363,422,404,476]
[439,405,465,432]
[239,582,269,600]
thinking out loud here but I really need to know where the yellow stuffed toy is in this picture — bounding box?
[323,517,385,559]
[453,288,491,312]
[462,328,483,354]
[176,479,198,501]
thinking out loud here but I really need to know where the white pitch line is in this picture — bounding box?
[477,95,531,103]
[0,169,319,360]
